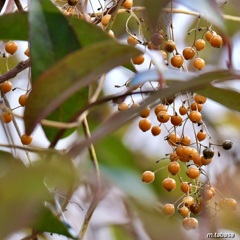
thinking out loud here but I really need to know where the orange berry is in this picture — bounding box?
[194,94,207,104]
[180,182,192,194]
[219,198,237,211]
[170,151,179,161]
[168,161,180,175]
[179,206,190,218]
[197,131,207,141]
[182,217,198,230]
[142,171,155,184]
[202,188,214,200]
[18,94,28,107]
[24,47,30,57]
[171,54,184,68]
[190,203,203,215]
[179,105,188,115]
[193,57,205,70]
[101,14,111,26]
[189,111,202,123]
[157,111,170,123]
[180,135,191,146]
[164,40,176,53]
[118,102,128,111]
[194,39,206,51]
[132,54,145,65]
[162,177,176,192]
[190,102,203,112]
[167,133,181,146]
[138,118,151,132]
[1,112,13,123]
[162,203,175,216]
[183,196,195,207]
[205,30,214,42]
[182,47,195,60]
[5,41,18,54]
[171,114,182,126]
[192,153,202,166]
[151,126,161,136]
[154,104,167,115]
[210,34,223,48]
[21,134,33,145]
[1,81,12,93]
[127,35,138,46]
[139,106,151,118]
[186,166,200,179]
[122,0,133,9]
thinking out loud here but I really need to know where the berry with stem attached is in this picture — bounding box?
[138,118,151,132]
[182,217,198,230]
[5,41,18,55]
[142,171,155,184]
[21,134,33,145]
[1,81,12,93]
[162,177,176,192]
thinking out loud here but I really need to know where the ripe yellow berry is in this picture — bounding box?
[132,54,145,65]
[138,118,151,132]
[127,35,138,46]
[1,112,13,123]
[24,47,30,57]
[193,57,205,70]
[5,41,18,55]
[122,0,133,9]
[101,14,111,26]
[162,204,175,216]
[18,94,28,107]
[1,81,12,93]
[142,171,155,183]
[21,134,33,145]
[182,217,198,230]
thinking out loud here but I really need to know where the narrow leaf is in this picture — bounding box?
[24,41,141,135]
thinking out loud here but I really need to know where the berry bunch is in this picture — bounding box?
[138,93,236,230]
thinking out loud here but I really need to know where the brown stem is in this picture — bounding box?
[0,59,31,84]
[14,0,24,12]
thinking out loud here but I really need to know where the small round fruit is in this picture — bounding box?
[154,104,167,115]
[68,0,78,6]
[1,81,12,93]
[181,135,191,146]
[24,47,30,57]
[139,106,151,118]
[151,33,164,47]
[193,57,205,70]
[170,152,179,161]
[219,198,237,211]
[182,47,195,60]
[200,156,212,165]
[132,54,145,65]
[157,111,170,123]
[168,161,180,175]
[222,140,233,150]
[197,130,207,141]
[203,147,214,159]
[171,54,184,68]
[180,182,192,194]
[142,171,155,184]
[186,166,200,179]
[194,94,207,104]
[122,0,133,9]
[190,102,203,112]
[183,196,195,207]
[118,102,128,111]
[170,114,182,126]
[210,34,223,48]
[202,189,214,200]
[179,105,188,115]
[182,217,198,230]
[189,111,202,123]
[151,126,161,136]
[162,203,175,216]
[1,112,13,123]
[167,133,181,146]
[162,177,176,192]
[194,39,206,51]
[18,94,28,107]
[179,206,190,218]
[190,203,203,215]
[205,30,214,42]
[164,40,176,53]
[101,14,111,26]
[138,118,151,132]
[127,35,138,46]
[21,134,33,145]
[5,41,18,54]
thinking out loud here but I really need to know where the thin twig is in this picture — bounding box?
[0,59,31,84]
[13,0,24,12]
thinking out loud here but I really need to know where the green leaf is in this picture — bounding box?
[24,41,141,135]
[33,207,77,239]
[29,0,80,81]
[0,12,28,40]
[197,85,240,112]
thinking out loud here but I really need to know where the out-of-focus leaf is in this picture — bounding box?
[33,207,78,239]
[24,41,141,135]
[143,0,171,32]
[0,155,76,239]
[175,0,226,32]
[0,12,28,40]
[68,70,236,155]
[101,165,157,204]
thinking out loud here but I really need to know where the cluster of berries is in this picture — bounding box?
[0,40,32,145]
